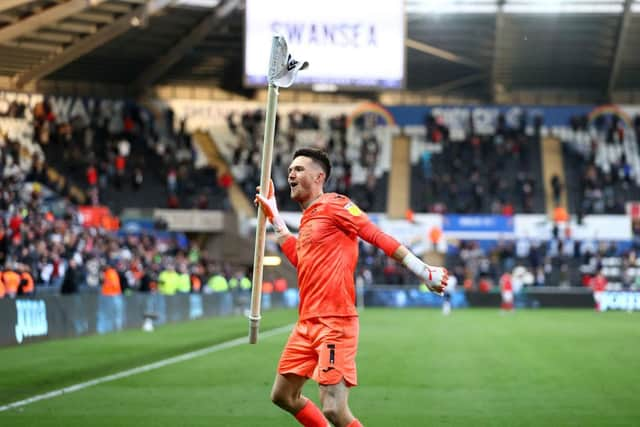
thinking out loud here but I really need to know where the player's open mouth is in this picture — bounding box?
[289,183,298,188]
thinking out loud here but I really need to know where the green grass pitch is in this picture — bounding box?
[0,308,638,426]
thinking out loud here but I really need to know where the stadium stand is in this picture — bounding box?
[561,112,640,215]
[220,109,390,212]
[411,111,545,214]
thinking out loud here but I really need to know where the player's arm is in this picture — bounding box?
[255,180,298,267]
[357,221,448,295]
[391,245,448,295]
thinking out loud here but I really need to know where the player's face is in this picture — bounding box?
[288,156,323,203]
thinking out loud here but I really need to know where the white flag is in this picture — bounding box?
[267,35,308,88]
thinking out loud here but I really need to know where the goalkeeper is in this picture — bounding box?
[255,147,448,427]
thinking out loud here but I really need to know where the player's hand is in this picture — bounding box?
[401,252,448,296]
[254,180,279,223]
[255,180,289,238]
[421,266,448,296]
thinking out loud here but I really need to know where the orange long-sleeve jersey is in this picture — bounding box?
[281,193,401,320]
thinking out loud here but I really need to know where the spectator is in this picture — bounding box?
[551,174,562,207]
[60,258,82,294]
[206,266,229,293]
[18,265,35,295]
[101,264,121,296]
[590,270,608,311]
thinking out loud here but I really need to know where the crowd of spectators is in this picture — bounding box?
[563,112,640,215]
[414,111,543,214]
[0,113,250,298]
[223,107,547,215]
[224,109,384,212]
[355,224,640,293]
[2,98,227,211]
[5,96,640,297]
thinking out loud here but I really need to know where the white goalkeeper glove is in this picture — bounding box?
[255,180,290,239]
[402,252,448,296]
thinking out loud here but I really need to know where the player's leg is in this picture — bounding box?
[314,317,362,426]
[273,321,328,426]
[271,372,309,413]
[319,380,361,427]
[272,373,328,427]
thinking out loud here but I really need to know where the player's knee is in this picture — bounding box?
[270,388,294,411]
[322,404,343,425]
[270,389,286,408]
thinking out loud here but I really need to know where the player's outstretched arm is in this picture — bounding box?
[393,246,448,295]
[355,216,448,295]
[255,180,292,245]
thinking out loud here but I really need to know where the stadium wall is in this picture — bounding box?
[0,292,289,347]
[3,288,637,347]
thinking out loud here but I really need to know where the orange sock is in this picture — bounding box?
[347,420,363,427]
[294,399,327,427]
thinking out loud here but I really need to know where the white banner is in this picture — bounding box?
[277,212,632,242]
[245,0,405,89]
[599,292,640,312]
[515,214,632,241]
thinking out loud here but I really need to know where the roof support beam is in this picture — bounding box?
[50,21,97,34]
[608,0,633,99]
[491,0,506,102]
[0,0,107,44]
[132,0,239,91]
[13,0,174,88]
[405,38,483,70]
[97,3,134,14]
[74,11,116,24]
[0,0,36,14]
[26,30,76,44]
[4,39,62,52]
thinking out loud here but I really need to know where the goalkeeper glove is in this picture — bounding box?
[255,179,290,239]
[402,252,448,295]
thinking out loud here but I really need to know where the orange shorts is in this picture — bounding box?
[278,316,359,387]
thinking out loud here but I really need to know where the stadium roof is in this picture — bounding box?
[0,0,638,102]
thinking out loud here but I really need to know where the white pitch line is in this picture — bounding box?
[0,324,292,413]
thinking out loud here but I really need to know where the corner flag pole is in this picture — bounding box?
[248,35,307,344]
[248,80,278,344]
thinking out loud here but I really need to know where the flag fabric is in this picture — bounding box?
[268,35,308,88]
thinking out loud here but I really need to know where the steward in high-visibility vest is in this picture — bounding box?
[102,267,122,296]
[229,276,251,290]
[207,274,229,292]
[158,268,179,295]
[229,269,251,291]
[240,277,252,290]
[176,271,191,293]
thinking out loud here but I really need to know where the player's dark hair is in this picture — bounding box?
[293,147,331,181]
